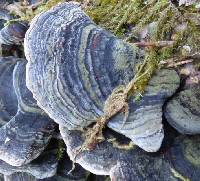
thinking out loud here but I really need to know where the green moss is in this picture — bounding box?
[86,0,169,38]
[86,0,135,37]
[84,0,199,98]
[133,48,159,94]
[160,47,174,60]
[86,0,200,54]
[56,140,65,161]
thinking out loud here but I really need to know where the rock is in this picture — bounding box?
[24,2,179,152]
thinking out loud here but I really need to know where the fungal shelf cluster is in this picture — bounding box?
[0,1,199,181]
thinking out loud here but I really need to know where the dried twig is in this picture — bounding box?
[131,41,174,48]
[160,59,194,67]
[159,53,200,68]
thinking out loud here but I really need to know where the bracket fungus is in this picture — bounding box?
[165,86,200,134]
[60,125,200,180]
[24,2,180,152]
[0,0,199,180]
[0,57,56,166]
[0,150,58,179]
[0,22,28,45]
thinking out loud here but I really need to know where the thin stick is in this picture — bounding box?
[166,59,194,67]
[132,41,174,47]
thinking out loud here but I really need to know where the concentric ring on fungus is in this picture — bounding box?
[0,57,56,166]
[24,2,180,152]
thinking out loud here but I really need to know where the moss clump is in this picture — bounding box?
[56,140,65,161]
[86,0,200,57]
[86,0,145,37]
[87,0,199,92]
[133,48,159,94]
